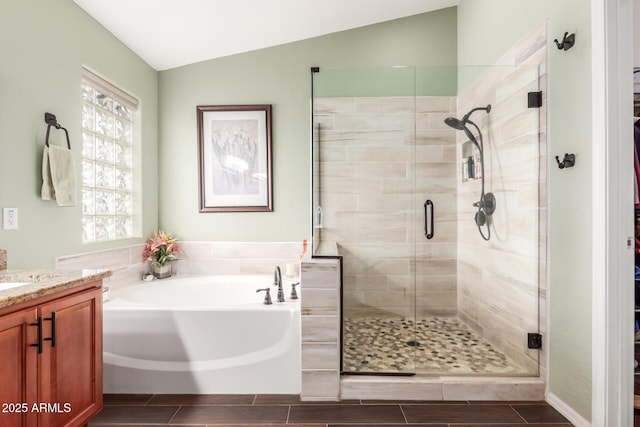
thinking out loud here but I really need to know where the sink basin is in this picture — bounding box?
[0,282,31,291]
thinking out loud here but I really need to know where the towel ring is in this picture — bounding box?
[44,112,71,149]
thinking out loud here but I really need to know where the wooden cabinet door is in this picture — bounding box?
[0,307,38,427]
[37,287,103,427]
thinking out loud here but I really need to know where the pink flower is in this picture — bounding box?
[142,231,181,266]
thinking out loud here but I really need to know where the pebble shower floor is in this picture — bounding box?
[343,316,523,374]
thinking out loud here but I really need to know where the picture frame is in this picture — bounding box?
[197,105,273,212]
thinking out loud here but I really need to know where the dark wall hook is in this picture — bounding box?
[555,153,576,169]
[554,32,575,51]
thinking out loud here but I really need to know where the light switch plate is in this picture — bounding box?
[3,207,18,230]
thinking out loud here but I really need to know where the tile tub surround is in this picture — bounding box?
[89,393,570,426]
[314,96,458,318]
[57,244,147,291]
[176,241,304,276]
[455,24,547,376]
[0,249,6,270]
[57,241,305,291]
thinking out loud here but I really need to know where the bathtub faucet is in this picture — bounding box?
[274,266,285,302]
[291,282,300,300]
[256,288,272,305]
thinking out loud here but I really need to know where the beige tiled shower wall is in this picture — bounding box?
[315,96,458,318]
[455,24,547,375]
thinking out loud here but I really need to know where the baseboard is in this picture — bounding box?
[546,392,590,427]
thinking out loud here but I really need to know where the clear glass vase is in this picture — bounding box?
[152,262,172,279]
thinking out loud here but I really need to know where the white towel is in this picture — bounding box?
[41,147,55,201]
[41,145,77,206]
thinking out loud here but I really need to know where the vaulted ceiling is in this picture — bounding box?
[73,0,458,70]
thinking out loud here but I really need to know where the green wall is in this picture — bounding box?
[157,8,457,242]
[458,0,593,420]
[0,0,158,268]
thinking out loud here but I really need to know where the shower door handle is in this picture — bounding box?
[424,200,434,239]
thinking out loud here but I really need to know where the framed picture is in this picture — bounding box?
[197,105,273,212]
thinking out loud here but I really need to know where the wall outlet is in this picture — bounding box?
[3,207,18,230]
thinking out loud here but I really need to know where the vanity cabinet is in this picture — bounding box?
[0,282,103,427]
[0,307,38,426]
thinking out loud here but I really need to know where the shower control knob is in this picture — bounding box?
[473,193,496,216]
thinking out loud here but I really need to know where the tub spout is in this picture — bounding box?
[274,266,285,302]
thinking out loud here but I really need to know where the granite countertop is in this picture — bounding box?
[0,269,112,310]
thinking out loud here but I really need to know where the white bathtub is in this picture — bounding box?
[103,275,300,394]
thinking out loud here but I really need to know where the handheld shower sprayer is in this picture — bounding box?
[444,104,494,241]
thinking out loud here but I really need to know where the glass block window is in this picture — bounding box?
[81,68,138,242]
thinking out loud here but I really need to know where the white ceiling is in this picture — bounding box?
[73,0,459,71]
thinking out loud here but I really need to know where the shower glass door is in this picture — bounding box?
[312,66,419,374]
[312,64,543,377]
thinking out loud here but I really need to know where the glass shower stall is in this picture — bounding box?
[311,64,544,377]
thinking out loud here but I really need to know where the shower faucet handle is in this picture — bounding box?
[256,288,272,305]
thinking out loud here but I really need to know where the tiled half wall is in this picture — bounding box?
[300,257,341,401]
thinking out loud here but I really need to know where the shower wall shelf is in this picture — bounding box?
[461,154,483,182]
[461,140,483,182]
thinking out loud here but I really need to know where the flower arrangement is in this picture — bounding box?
[142,231,181,266]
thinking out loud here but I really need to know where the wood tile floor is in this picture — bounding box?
[89,394,574,426]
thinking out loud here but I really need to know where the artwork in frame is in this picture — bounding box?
[197,105,273,212]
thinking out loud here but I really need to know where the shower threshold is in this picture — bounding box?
[339,374,545,401]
